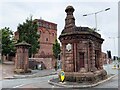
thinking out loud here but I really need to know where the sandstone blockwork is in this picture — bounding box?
[59,6,107,82]
[14,41,31,74]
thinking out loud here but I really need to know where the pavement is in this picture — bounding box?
[1,61,119,89]
[48,74,117,88]
[48,62,119,88]
[1,61,118,80]
[0,61,60,80]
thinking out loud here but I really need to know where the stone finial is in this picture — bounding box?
[64,5,75,30]
[65,5,75,14]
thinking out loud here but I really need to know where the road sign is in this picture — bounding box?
[60,70,65,82]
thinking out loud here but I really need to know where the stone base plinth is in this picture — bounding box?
[14,69,31,74]
[64,69,107,83]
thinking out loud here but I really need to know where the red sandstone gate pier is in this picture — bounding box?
[14,41,31,74]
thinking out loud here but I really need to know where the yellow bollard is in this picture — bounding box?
[112,65,116,69]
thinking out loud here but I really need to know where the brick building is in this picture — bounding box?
[14,19,57,69]
[15,19,57,58]
[102,52,112,64]
[101,52,108,64]
[34,19,57,58]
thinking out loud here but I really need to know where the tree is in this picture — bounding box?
[52,39,61,59]
[1,27,15,60]
[52,39,61,70]
[17,16,40,57]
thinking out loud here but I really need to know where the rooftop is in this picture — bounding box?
[15,41,31,47]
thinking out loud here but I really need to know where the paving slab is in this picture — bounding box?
[1,62,60,79]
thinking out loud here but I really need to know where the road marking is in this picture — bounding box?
[12,79,48,88]
[13,84,25,88]
[9,75,58,88]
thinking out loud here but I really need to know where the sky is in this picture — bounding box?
[0,0,119,56]
[118,2,120,57]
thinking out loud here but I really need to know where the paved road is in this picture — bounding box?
[1,63,119,89]
[103,63,118,75]
[94,75,118,88]
[1,74,119,89]
[2,75,58,88]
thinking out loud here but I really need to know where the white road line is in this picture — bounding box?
[13,84,25,88]
[11,75,58,88]
[12,80,47,88]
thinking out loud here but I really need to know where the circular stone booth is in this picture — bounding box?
[59,6,107,82]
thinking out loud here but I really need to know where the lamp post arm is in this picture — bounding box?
[83,10,105,16]
[95,10,105,14]
[83,8,110,31]
[83,12,95,16]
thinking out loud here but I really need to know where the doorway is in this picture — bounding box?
[95,50,99,69]
[77,52,84,71]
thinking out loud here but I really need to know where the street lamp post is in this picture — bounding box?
[83,8,110,31]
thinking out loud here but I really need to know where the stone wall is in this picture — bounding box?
[29,58,55,70]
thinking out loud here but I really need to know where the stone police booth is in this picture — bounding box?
[59,6,107,82]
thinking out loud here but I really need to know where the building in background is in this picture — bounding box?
[34,19,57,58]
[15,19,57,58]
[14,19,57,69]
[102,52,108,64]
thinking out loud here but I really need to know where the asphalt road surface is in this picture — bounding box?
[1,63,119,89]
[2,75,58,88]
[1,74,119,89]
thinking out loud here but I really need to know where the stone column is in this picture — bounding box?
[99,45,103,69]
[73,43,77,72]
[92,47,97,71]
[87,42,90,72]
[89,42,97,72]
[62,43,66,71]
[84,43,88,72]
